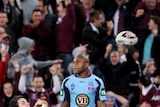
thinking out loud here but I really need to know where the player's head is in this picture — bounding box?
[32,75,44,92]
[73,54,89,74]
[8,95,30,107]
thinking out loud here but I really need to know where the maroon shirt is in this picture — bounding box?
[56,3,76,53]
[140,78,160,107]
[26,88,56,107]
[22,22,50,60]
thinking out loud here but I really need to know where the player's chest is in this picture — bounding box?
[67,80,97,94]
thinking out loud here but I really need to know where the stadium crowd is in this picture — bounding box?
[0,0,160,107]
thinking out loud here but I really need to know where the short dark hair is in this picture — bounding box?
[150,15,160,29]
[32,9,43,15]
[33,75,44,81]
[0,10,6,14]
[59,0,66,8]
[8,95,24,107]
[38,0,49,6]
[2,79,13,89]
[89,10,103,22]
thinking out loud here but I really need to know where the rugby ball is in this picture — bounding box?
[115,31,138,46]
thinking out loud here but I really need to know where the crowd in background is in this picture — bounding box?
[0,0,160,107]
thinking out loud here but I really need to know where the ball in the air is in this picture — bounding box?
[115,31,138,46]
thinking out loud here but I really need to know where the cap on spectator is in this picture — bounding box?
[0,32,10,41]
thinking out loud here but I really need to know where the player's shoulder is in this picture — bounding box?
[62,74,75,83]
[90,74,103,83]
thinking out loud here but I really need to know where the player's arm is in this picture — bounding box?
[61,101,69,107]
[96,78,106,107]
[60,78,70,107]
[97,101,105,107]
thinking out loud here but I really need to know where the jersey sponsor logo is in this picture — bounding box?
[151,95,160,101]
[88,82,93,86]
[76,94,90,107]
[60,89,64,96]
[88,87,94,91]
[101,88,106,96]
[79,81,85,83]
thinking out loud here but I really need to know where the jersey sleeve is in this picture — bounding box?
[60,78,70,102]
[95,78,106,101]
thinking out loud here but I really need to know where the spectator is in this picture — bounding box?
[129,48,141,107]
[0,28,11,65]
[99,44,137,107]
[56,0,76,77]
[8,95,30,107]
[105,95,118,107]
[7,37,62,88]
[36,0,57,59]
[133,0,160,36]
[82,10,113,67]
[81,0,95,22]
[0,0,19,54]
[0,28,9,86]
[139,69,160,106]
[22,9,50,60]
[137,16,160,69]
[0,80,14,107]
[105,0,132,36]
[0,0,20,23]
[0,60,21,107]
[18,64,60,107]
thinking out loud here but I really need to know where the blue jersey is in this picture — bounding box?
[60,74,106,107]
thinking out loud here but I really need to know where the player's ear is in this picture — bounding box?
[85,62,89,69]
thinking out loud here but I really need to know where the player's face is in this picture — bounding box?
[17,98,30,107]
[73,56,88,74]
[32,77,44,92]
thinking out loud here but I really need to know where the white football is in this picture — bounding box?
[115,31,138,46]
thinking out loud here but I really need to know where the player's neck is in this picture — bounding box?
[76,70,90,78]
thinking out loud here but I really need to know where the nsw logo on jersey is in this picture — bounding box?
[60,89,64,96]
[76,94,90,107]
[100,88,106,96]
